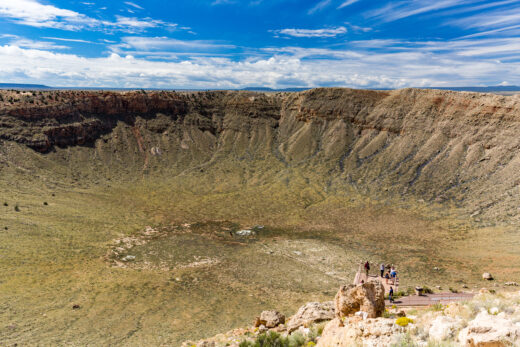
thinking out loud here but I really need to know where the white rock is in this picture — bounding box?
[458,311,520,346]
[122,255,136,261]
[482,272,494,280]
[489,307,500,315]
[428,315,463,341]
[236,229,253,236]
[286,301,335,333]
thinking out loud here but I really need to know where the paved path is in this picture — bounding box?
[386,292,475,307]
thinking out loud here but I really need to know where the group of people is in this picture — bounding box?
[364,261,397,283]
[363,261,398,302]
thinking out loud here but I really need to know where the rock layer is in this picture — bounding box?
[3,88,520,223]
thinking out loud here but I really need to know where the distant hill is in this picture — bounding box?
[0,83,52,90]
[427,86,520,93]
[242,87,310,92]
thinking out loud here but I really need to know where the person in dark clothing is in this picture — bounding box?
[389,287,394,303]
[364,261,370,277]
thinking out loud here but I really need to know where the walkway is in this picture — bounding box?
[387,292,475,307]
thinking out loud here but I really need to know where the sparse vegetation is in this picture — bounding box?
[395,317,414,327]
[239,331,318,347]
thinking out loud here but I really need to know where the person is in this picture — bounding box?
[380,263,385,277]
[389,286,394,303]
[391,268,397,284]
[364,261,370,277]
[385,272,390,284]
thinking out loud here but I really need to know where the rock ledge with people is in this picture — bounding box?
[182,261,520,347]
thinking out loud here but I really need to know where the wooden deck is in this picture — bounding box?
[387,292,475,307]
[353,265,474,307]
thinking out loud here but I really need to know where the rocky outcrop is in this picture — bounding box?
[317,317,402,347]
[334,282,385,321]
[458,311,520,347]
[255,310,285,329]
[286,301,335,333]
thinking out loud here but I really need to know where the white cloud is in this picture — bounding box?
[0,0,178,33]
[113,36,235,53]
[308,0,332,14]
[366,0,474,23]
[0,0,98,30]
[1,33,520,89]
[275,27,347,38]
[338,0,360,9]
[0,34,69,50]
[124,2,144,10]
[42,37,97,44]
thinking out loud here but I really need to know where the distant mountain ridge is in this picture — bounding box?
[0,83,52,90]
[1,83,519,93]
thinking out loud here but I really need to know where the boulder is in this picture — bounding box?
[458,311,520,346]
[334,281,385,322]
[482,273,494,280]
[257,310,285,328]
[429,315,464,341]
[286,301,335,332]
[317,317,401,347]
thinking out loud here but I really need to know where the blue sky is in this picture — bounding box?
[0,0,519,89]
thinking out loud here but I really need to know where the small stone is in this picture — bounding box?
[482,272,494,280]
[462,284,468,289]
[505,282,519,286]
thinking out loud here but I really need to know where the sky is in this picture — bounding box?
[0,0,519,89]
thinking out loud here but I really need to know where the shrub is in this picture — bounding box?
[430,303,444,311]
[240,329,319,347]
[288,332,305,347]
[3,202,7,206]
[391,332,419,346]
[423,286,434,294]
[43,202,48,206]
[395,317,414,327]
[449,287,458,293]
[14,204,20,212]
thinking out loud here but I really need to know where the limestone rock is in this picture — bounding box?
[429,315,464,341]
[317,317,401,347]
[258,310,285,328]
[334,281,385,321]
[458,311,520,346]
[286,301,335,332]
